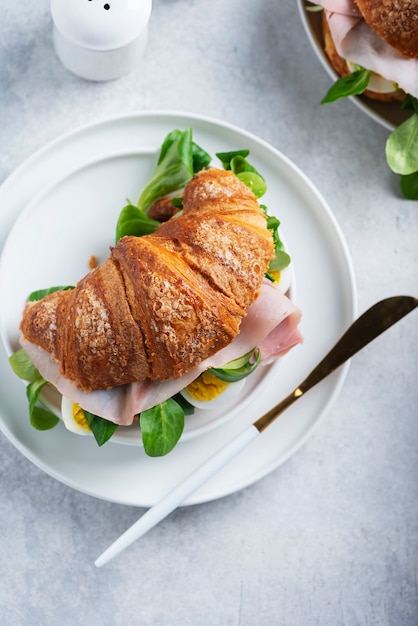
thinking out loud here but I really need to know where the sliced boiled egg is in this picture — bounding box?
[61,396,92,435]
[180,371,246,410]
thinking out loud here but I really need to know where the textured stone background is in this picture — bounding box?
[0,1,417,625]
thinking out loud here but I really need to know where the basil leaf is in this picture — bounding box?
[320,69,371,104]
[209,349,261,382]
[29,285,74,302]
[386,113,418,175]
[26,380,59,430]
[83,410,119,446]
[115,203,161,242]
[139,398,184,457]
[9,349,42,382]
[400,171,418,199]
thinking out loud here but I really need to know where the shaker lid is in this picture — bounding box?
[50,0,152,51]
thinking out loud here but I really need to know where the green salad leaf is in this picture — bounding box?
[209,348,261,383]
[263,212,291,273]
[29,285,74,302]
[83,410,119,446]
[9,350,60,431]
[216,150,267,198]
[139,398,185,457]
[400,94,418,114]
[9,349,42,382]
[216,149,250,168]
[320,68,371,104]
[171,392,195,416]
[192,139,213,173]
[383,97,418,199]
[400,171,418,199]
[386,112,418,175]
[30,405,60,430]
[136,128,211,214]
[116,204,160,243]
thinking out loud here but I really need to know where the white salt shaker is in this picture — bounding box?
[50,0,152,81]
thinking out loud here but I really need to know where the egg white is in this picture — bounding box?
[61,395,91,435]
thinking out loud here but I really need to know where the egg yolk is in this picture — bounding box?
[72,404,91,432]
[185,371,230,402]
[269,269,281,285]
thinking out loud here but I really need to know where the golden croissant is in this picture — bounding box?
[20,168,275,392]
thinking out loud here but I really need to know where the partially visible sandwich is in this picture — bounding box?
[315,0,418,101]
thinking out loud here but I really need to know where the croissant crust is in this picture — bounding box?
[20,168,275,391]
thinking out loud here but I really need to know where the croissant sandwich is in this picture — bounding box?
[15,162,302,454]
[314,0,418,102]
[20,168,276,391]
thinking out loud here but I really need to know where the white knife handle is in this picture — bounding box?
[95,424,260,567]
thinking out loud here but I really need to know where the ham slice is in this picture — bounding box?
[314,0,418,97]
[21,281,302,425]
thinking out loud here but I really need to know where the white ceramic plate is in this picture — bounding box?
[0,149,286,445]
[0,111,356,506]
[297,0,411,131]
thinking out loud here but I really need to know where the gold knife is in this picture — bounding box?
[95,295,417,567]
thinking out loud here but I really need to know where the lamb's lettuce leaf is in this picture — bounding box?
[386,110,418,175]
[29,285,74,302]
[400,171,418,200]
[83,410,119,446]
[216,150,267,197]
[136,128,211,214]
[209,348,261,383]
[116,204,160,242]
[139,398,185,457]
[10,350,59,430]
